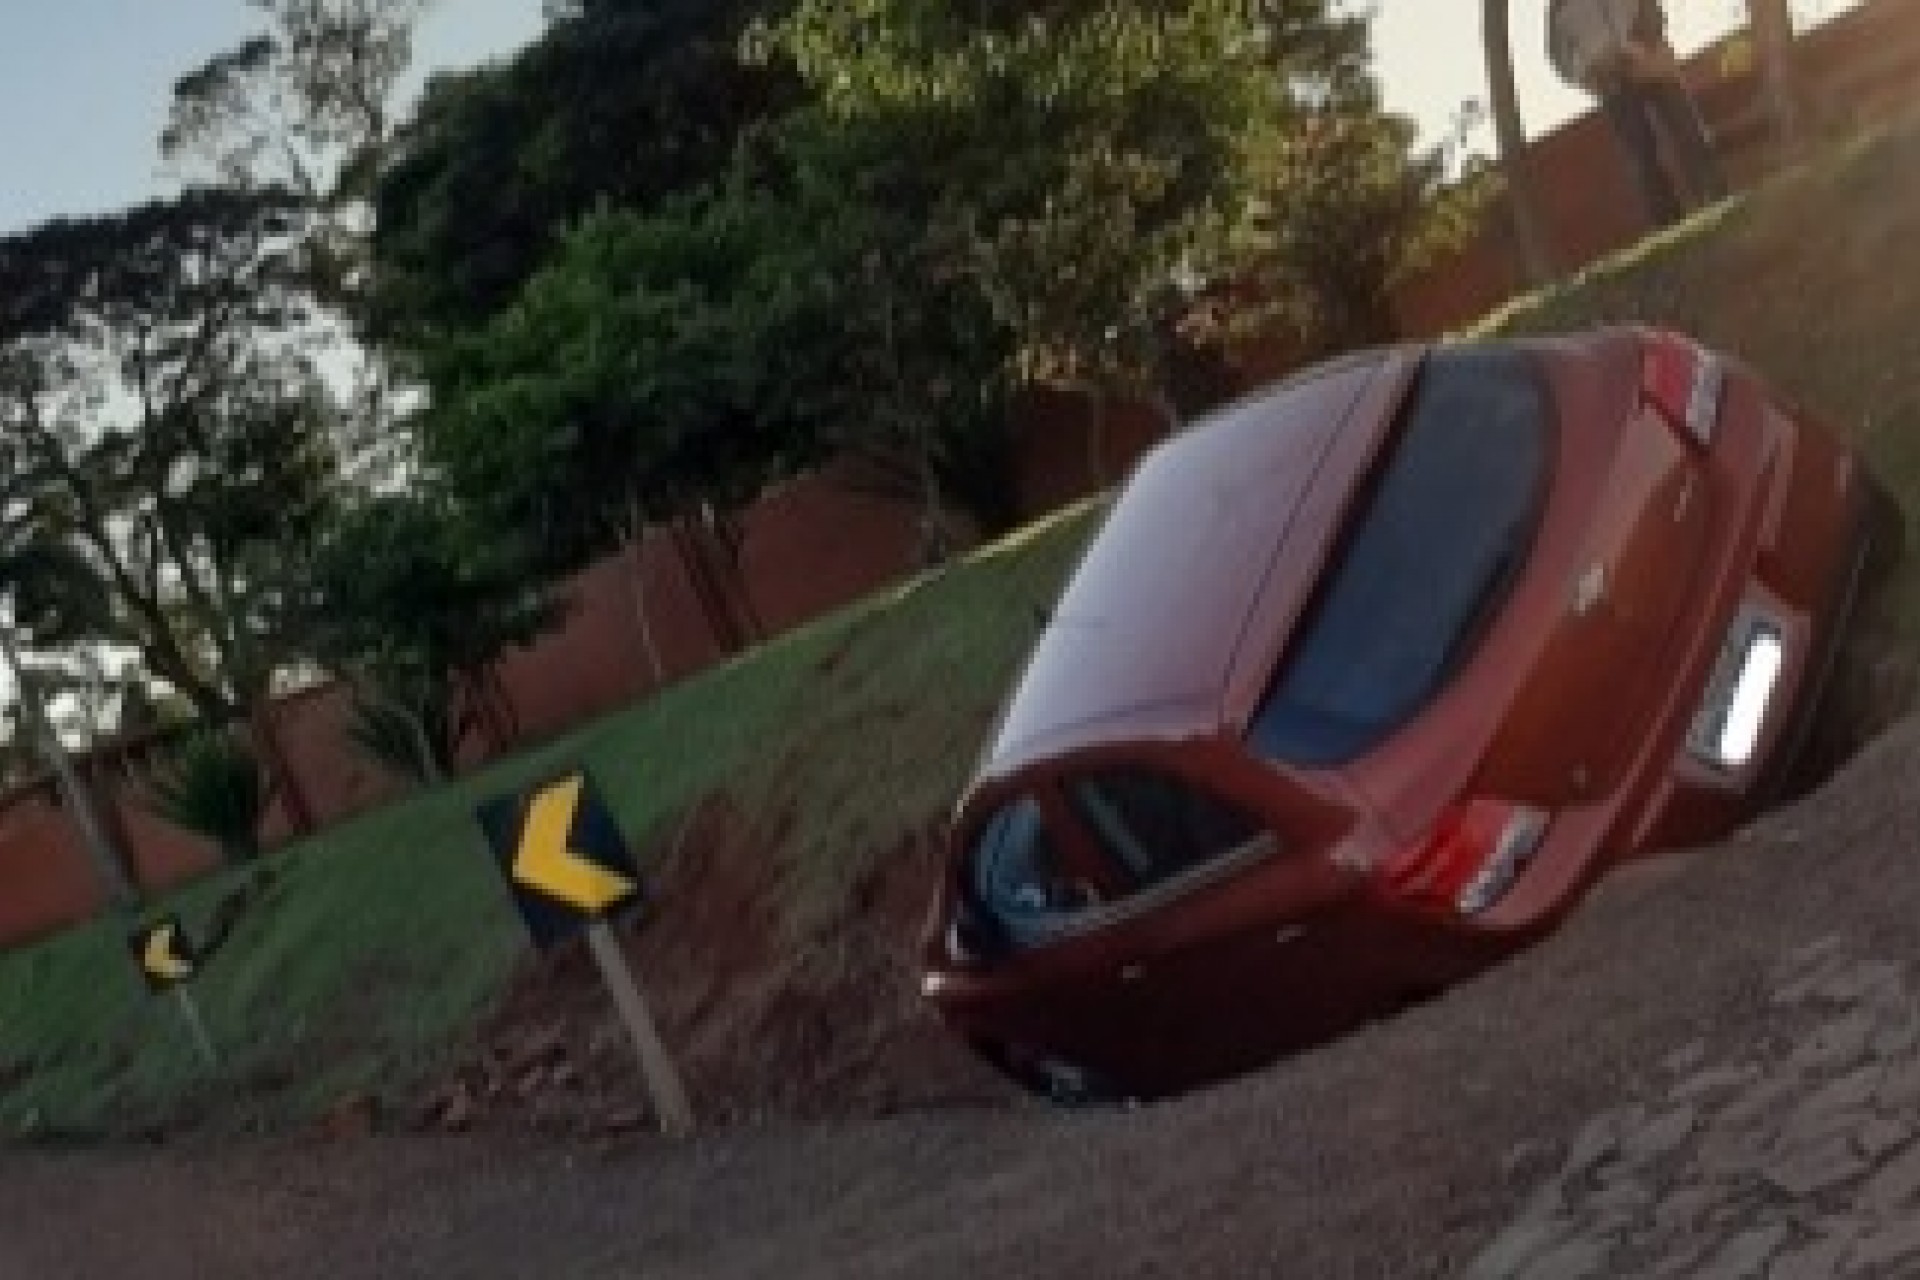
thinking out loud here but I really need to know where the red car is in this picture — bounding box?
[922,328,1895,1104]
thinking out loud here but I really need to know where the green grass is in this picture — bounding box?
[0,501,1100,1137]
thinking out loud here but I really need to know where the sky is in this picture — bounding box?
[0,1,1864,236]
[0,0,547,235]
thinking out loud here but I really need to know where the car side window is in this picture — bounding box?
[969,795,1099,937]
[1067,769,1266,891]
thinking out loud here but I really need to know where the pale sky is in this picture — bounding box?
[0,1,1865,236]
[0,1,547,235]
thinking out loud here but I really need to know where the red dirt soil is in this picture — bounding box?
[416,802,1009,1137]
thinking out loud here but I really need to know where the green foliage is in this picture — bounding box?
[418,177,848,570]
[384,0,1463,584]
[0,189,342,723]
[149,728,267,864]
[347,695,439,784]
[370,0,801,346]
[302,491,560,778]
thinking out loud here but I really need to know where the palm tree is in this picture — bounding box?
[1749,0,1801,146]
[1482,0,1555,286]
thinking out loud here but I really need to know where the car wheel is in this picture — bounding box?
[975,1040,1129,1109]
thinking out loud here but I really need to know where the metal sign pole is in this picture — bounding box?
[585,918,694,1139]
[171,986,218,1070]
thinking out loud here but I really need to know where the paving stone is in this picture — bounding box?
[1464,1216,1565,1280]
[1813,961,1905,1009]
[1665,1040,1710,1077]
[1698,1100,1785,1179]
[1769,937,1847,996]
[1588,1173,1651,1218]
[1842,1213,1920,1270]
[1860,1138,1920,1212]
[1786,1012,1878,1075]
[1854,1112,1914,1161]
[1870,1012,1920,1060]
[1649,1234,1718,1278]
[1562,1109,1637,1183]
[1695,1224,1791,1279]
[1622,1106,1699,1166]
[1766,1232,1855,1280]
[1762,1134,1869,1199]
[1673,1066,1764,1104]
[1515,1235,1611,1280]
[1873,1056,1920,1111]
[1799,1065,1885,1125]
[1652,1183,1732,1238]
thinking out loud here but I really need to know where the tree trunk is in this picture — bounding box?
[1086,389,1109,489]
[621,496,668,688]
[405,704,446,787]
[1483,0,1555,286]
[0,633,135,906]
[1748,0,1801,148]
[248,700,315,837]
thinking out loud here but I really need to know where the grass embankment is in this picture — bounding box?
[11,109,1920,1138]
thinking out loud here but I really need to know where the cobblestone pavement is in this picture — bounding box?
[1467,938,1920,1279]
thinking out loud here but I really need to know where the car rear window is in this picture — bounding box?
[1067,770,1265,890]
[1249,348,1551,767]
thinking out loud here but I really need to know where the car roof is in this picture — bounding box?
[979,346,1425,781]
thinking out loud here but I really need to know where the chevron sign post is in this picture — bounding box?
[477,770,692,1138]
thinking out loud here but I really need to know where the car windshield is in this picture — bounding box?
[1249,348,1551,767]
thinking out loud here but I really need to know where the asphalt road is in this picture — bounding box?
[8,720,1920,1280]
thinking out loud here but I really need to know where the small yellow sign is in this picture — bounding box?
[479,770,644,950]
[130,916,197,992]
[513,776,636,913]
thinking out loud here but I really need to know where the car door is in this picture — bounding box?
[1059,768,1384,1090]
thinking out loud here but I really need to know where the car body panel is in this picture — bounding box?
[925,328,1883,1100]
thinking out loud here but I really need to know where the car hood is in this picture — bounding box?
[983,352,1417,776]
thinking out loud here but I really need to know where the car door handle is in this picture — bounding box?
[1119,962,1147,984]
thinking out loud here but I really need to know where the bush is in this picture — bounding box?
[348,695,443,785]
[150,728,266,863]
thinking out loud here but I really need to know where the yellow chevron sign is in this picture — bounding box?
[513,776,636,912]
[479,770,644,950]
[130,917,197,991]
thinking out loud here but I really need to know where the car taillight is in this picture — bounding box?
[1641,330,1724,448]
[1379,798,1548,918]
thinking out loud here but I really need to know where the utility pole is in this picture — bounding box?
[0,627,135,906]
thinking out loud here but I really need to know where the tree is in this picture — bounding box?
[773,0,1450,459]
[302,493,558,783]
[1482,0,1554,287]
[163,0,432,204]
[416,181,842,653]
[370,0,802,349]
[774,0,1269,432]
[0,463,136,902]
[1749,0,1800,147]
[0,189,342,829]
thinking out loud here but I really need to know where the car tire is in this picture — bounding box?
[975,1040,1129,1110]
